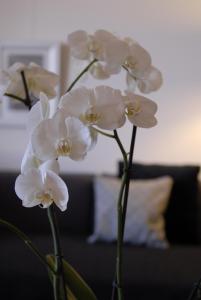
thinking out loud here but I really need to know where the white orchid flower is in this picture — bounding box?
[15,164,68,211]
[124,38,152,77]
[124,92,157,128]
[127,65,163,94]
[31,110,92,161]
[59,86,126,130]
[2,62,59,99]
[68,30,128,77]
[123,38,162,94]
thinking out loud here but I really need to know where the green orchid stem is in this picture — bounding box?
[122,126,137,233]
[4,93,25,103]
[114,130,128,166]
[66,59,97,93]
[94,127,115,138]
[116,171,127,300]
[122,65,137,81]
[4,71,32,110]
[0,218,55,274]
[47,206,68,300]
[111,127,137,300]
[111,130,129,300]
[20,71,32,110]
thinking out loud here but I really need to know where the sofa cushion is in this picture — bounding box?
[89,176,173,248]
[118,162,200,244]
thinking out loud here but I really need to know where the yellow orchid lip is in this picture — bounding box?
[37,191,52,201]
[87,40,100,54]
[56,138,72,157]
[84,112,100,125]
[124,56,137,70]
[126,102,141,117]
[80,107,101,126]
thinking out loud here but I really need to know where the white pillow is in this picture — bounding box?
[88,176,173,248]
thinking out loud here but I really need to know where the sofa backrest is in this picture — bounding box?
[0,172,94,236]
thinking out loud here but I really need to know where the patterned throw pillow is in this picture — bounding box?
[88,176,173,248]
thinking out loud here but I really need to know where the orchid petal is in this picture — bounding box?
[59,87,91,117]
[94,86,122,106]
[132,113,157,128]
[125,93,158,128]
[126,73,137,93]
[21,142,41,174]
[94,86,125,130]
[88,126,98,150]
[125,42,151,76]
[27,93,50,133]
[68,30,89,60]
[96,104,126,130]
[137,66,163,94]
[65,116,91,159]
[15,169,43,205]
[45,171,69,211]
[39,92,50,119]
[89,63,110,79]
[39,159,60,175]
[103,40,128,74]
[31,118,58,161]
[25,64,59,99]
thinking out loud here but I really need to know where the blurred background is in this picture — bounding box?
[0,0,201,174]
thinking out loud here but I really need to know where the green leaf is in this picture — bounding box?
[65,286,77,300]
[46,254,97,300]
[47,261,77,300]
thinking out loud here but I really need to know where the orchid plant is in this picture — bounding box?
[0,30,163,300]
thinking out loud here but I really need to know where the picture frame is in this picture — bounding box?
[0,42,62,128]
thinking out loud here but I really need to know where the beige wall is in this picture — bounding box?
[0,0,201,173]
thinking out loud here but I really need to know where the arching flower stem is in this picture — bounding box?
[47,206,68,300]
[0,218,56,275]
[4,71,32,110]
[111,130,128,300]
[20,70,32,109]
[66,58,97,93]
[122,64,137,81]
[122,126,137,233]
[4,93,25,103]
[111,127,137,300]
[94,127,115,138]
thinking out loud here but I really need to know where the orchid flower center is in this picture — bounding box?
[82,107,100,125]
[87,37,101,56]
[124,56,137,70]
[36,190,53,207]
[126,102,141,117]
[56,138,72,156]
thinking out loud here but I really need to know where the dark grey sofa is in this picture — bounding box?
[1,164,201,300]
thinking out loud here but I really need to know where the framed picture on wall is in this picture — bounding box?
[0,42,62,128]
